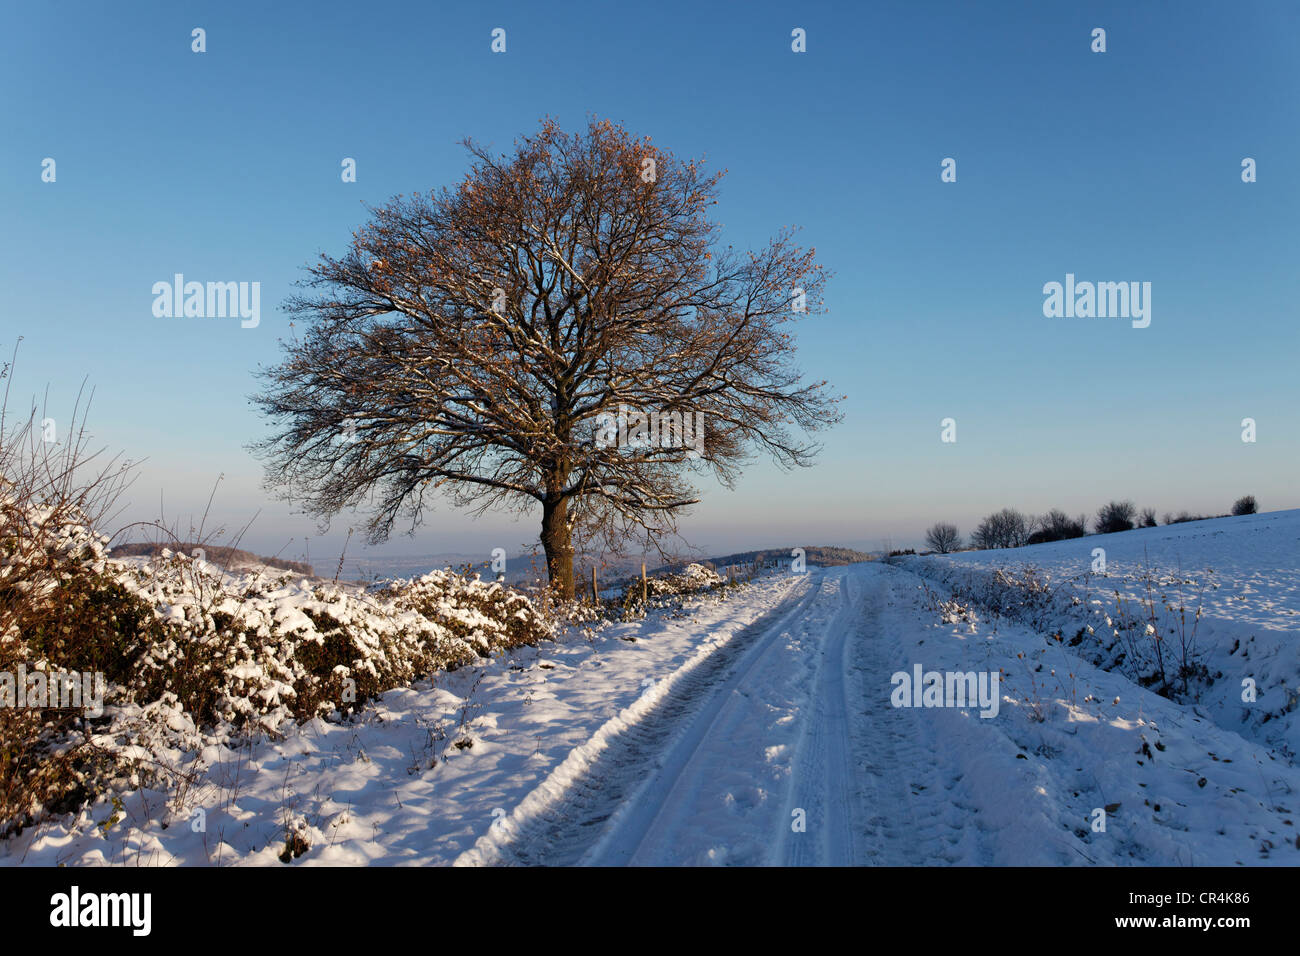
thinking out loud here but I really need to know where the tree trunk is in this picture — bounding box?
[540,496,574,600]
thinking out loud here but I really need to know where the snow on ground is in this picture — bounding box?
[869,560,1300,865]
[5,511,1297,866]
[466,551,1300,866]
[2,574,805,866]
[906,509,1300,759]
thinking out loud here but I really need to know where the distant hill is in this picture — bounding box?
[653,545,874,576]
[331,544,874,588]
[109,543,314,577]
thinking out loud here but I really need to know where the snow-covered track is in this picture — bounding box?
[775,570,864,865]
[453,571,826,866]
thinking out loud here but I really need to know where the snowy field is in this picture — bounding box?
[908,509,1300,760]
[4,512,1298,866]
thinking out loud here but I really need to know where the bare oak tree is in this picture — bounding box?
[253,119,841,599]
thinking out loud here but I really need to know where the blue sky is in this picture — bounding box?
[2,0,1297,567]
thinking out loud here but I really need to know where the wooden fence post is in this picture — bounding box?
[591,565,599,604]
[641,561,648,604]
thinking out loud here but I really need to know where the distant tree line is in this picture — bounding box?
[923,495,1259,554]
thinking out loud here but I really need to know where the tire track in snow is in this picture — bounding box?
[584,571,850,865]
[776,570,861,865]
[452,571,822,866]
[458,563,996,867]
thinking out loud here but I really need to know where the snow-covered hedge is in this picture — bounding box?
[122,554,554,731]
[616,562,726,611]
[0,490,553,836]
[643,563,725,598]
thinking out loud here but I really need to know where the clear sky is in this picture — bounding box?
[2,0,1297,567]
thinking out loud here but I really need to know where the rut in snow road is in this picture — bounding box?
[455,563,977,866]
[581,569,864,866]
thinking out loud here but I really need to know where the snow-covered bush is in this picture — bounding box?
[116,555,554,731]
[380,569,553,659]
[1,491,554,837]
[622,563,725,606]
[0,484,154,838]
